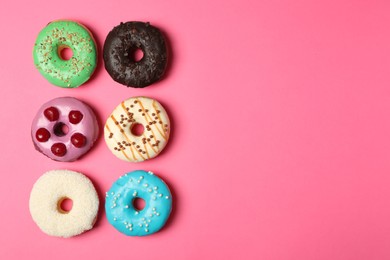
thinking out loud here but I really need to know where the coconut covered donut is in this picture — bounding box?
[29,170,99,238]
[104,97,170,162]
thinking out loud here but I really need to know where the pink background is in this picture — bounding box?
[1,0,390,259]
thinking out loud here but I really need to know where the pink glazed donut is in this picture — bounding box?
[31,97,99,162]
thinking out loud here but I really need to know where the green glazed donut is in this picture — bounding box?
[33,20,97,88]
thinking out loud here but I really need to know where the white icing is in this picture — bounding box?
[104,97,170,162]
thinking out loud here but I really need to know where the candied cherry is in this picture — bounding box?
[51,143,67,157]
[69,110,83,124]
[71,133,86,148]
[36,128,50,142]
[44,107,59,121]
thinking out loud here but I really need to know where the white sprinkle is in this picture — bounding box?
[152,196,156,200]
[113,218,117,221]
[133,191,137,197]
[158,194,163,197]
[148,188,152,193]
[165,196,170,199]
[152,207,156,211]
[148,171,154,175]
[153,187,158,190]
[137,180,141,184]
[143,183,149,187]
[129,228,133,231]
[145,228,149,232]
[124,221,128,225]
[129,224,133,227]
[142,218,145,221]
[139,224,143,227]
[139,176,144,180]
[125,205,129,208]
[148,219,151,223]
[156,213,160,216]
[135,211,139,215]
[111,192,114,195]
[149,214,153,217]
[145,224,149,227]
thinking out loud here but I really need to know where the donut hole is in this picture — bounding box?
[53,122,69,137]
[132,197,146,211]
[58,197,73,214]
[58,45,73,61]
[130,123,144,136]
[127,47,144,62]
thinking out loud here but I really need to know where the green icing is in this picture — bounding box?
[33,20,97,88]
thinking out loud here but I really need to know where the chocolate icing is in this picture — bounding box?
[103,22,168,88]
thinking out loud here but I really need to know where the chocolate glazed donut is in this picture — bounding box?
[103,22,168,88]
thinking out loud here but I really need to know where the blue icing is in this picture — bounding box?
[105,170,172,236]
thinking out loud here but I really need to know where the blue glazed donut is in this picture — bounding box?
[105,170,172,236]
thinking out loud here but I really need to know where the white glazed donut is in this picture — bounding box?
[29,170,99,238]
[104,97,170,162]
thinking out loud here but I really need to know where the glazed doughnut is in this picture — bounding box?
[33,20,97,88]
[104,97,170,162]
[29,170,99,238]
[31,97,99,162]
[103,21,168,88]
[105,170,172,236]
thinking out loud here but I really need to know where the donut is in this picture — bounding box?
[104,97,170,162]
[33,20,97,88]
[103,21,168,88]
[105,170,172,236]
[29,170,99,238]
[31,97,99,162]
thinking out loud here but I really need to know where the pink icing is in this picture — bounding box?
[31,97,99,162]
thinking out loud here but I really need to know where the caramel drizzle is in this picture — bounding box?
[152,101,169,139]
[105,124,133,161]
[120,101,157,155]
[132,99,159,143]
[142,132,158,154]
[110,115,146,161]
[136,98,167,141]
[143,141,150,158]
